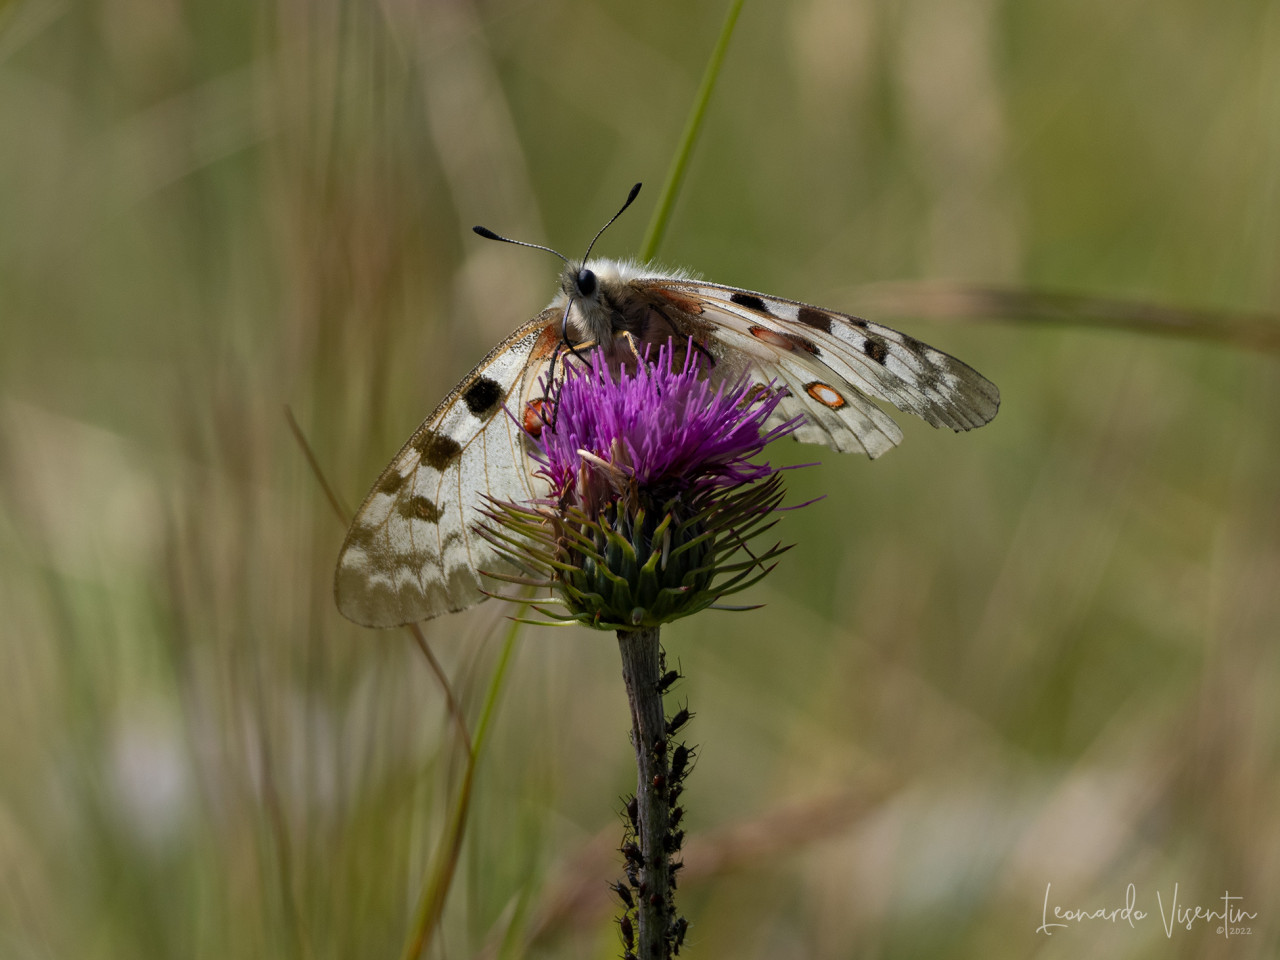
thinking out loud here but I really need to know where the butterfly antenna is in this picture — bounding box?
[580,182,642,264]
[471,226,569,264]
[553,184,642,374]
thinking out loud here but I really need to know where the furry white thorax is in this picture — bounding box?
[574,257,695,287]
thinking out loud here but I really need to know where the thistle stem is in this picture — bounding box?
[617,627,674,958]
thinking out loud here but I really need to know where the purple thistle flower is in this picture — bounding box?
[530,340,799,512]
[479,337,803,630]
[477,337,804,957]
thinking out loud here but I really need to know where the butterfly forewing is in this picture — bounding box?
[694,316,904,457]
[334,310,561,627]
[649,278,999,456]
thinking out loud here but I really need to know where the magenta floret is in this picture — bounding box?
[531,340,798,504]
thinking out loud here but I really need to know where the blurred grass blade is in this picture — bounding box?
[284,405,350,524]
[856,281,1280,354]
[285,404,503,960]
[639,0,746,262]
[400,612,523,960]
[284,405,472,746]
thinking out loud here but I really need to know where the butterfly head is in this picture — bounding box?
[561,262,600,302]
[555,258,646,351]
[556,261,607,348]
[574,265,597,298]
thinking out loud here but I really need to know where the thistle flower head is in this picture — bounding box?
[481,339,802,630]
[532,342,796,512]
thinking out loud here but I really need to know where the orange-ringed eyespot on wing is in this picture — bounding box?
[804,381,847,409]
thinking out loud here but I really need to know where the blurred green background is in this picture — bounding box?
[2,0,1277,957]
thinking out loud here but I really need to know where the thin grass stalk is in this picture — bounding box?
[639,0,747,263]
[399,614,522,960]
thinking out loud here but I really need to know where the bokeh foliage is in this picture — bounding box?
[1,0,1278,958]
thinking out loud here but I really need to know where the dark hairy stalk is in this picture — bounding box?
[616,628,690,958]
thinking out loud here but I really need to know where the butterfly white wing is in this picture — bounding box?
[337,260,1000,627]
[334,311,560,627]
[649,279,1000,458]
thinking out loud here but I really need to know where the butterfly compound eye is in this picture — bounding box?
[576,268,597,297]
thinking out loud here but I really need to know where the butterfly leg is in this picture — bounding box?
[622,330,645,365]
[558,299,596,369]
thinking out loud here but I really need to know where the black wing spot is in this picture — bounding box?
[378,471,407,495]
[462,377,504,418]
[730,292,770,313]
[863,336,888,364]
[797,336,821,356]
[415,430,463,469]
[400,495,442,523]
[796,306,833,333]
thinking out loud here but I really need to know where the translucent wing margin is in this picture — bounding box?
[334,311,558,627]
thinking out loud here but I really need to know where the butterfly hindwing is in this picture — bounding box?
[334,310,560,627]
